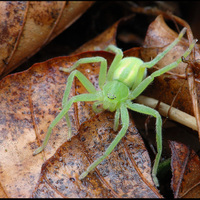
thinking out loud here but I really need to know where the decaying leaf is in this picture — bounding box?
[0,1,94,78]
[169,141,200,198]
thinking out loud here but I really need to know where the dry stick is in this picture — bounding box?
[128,4,200,139]
[135,95,198,131]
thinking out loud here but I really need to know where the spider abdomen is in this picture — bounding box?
[113,57,146,89]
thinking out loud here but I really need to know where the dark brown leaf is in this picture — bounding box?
[0,1,94,78]
[169,141,200,198]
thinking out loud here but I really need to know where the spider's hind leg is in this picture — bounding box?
[129,38,197,100]
[141,27,187,69]
[105,45,123,81]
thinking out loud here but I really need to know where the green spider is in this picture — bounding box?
[33,27,197,187]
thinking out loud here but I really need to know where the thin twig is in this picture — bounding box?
[135,95,198,131]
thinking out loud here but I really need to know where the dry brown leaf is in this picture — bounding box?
[169,141,200,198]
[32,111,161,198]
[0,49,162,197]
[0,1,94,78]
[141,15,200,117]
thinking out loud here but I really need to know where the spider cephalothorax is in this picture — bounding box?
[33,27,197,187]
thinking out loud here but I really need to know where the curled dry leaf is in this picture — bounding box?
[141,15,200,117]
[169,141,200,198]
[0,50,162,197]
[0,1,94,78]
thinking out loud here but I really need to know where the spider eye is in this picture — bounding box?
[107,93,116,100]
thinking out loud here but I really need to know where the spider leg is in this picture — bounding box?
[114,108,120,131]
[60,57,107,89]
[79,103,129,180]
[105,45,123,81]
[62,70,96,107]
[92,101,104,113]
[129,38,197,100]
[61,70,98,141]
[141,27,187,69]
[126,100,162,187]
[33,93,99,156]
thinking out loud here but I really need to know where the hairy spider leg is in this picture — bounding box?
[92,102,121,131]
[60,57,107,89]
[61,70,97,141]
[62,70,96,106]
[34,57,108,156]
[130,38,197,100]
[33,93,99,155]
[79,103,129,180]
[126,38,197,186]
[141,27,187,69]
[60,56,109,130]
[92,101,104,113]
[33,70,100,155]
[126,101,162,187]
[105,45,123,81]
[114,108,120,131]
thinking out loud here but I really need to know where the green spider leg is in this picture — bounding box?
[126,101,162,187]
[34,57,108,156]
[126,38,197,186]
[33,69,100,155]
[105,45,123,81]
[129,38,197,100]
[141,27,187,69]
[61,70,97,141]
[114,108,120,131]
[92,103,121,131]
[79,103,129,180]
[33,93,99,155]
[62,70,96,107]
[60,57,108,139]
[60,57,107,90]
[92,101,104,113]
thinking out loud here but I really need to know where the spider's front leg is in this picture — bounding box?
[33,68,100,155]
[79,103,129,180]
[126,101,162,187]
[33,93,99,155]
